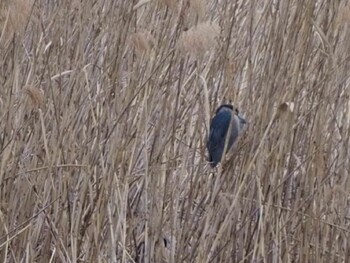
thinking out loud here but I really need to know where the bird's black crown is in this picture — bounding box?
[215,104,234,114]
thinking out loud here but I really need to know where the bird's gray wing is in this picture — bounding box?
[208,112,231,145]
[207,112,231,164]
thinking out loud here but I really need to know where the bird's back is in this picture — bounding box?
[207,110,238,167]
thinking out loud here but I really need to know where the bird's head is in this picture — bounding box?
[216,104,247,126]
[215,104,234,114]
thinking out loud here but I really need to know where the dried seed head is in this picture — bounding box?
[157,0,178,10]
[276,101,294,121]
[189,0,207,21]
[335,3,350,27]
[178,22,220,57]
[130,31,155,56]
[23,86,45,109]
[0,0,33,43]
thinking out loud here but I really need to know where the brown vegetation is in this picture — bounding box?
[1,0,350,262]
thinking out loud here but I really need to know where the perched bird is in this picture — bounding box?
[207,104,246,167]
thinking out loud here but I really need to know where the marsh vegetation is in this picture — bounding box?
[1,0,350,262]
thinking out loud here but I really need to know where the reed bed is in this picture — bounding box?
[0,0,350,262]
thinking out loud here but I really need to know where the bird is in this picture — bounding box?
[207,104,246,167]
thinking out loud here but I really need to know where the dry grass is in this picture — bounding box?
[1,0,350,262]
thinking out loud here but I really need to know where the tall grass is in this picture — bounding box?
[1,0,350,262]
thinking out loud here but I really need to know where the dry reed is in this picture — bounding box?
[1,0,350,262]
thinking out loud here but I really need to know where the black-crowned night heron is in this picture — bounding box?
[207,104,246,167]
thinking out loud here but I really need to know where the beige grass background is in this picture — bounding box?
[1,0,350,262]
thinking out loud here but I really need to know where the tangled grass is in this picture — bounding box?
[1,0,350,262]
